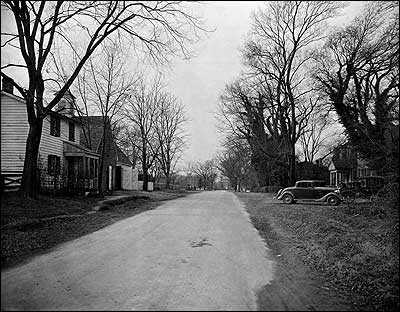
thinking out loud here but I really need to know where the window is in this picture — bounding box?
[48,155,60,175]
[331,173,336,186]
[69,122,75,142]
[50,116,60,137]
[298,182,313,188]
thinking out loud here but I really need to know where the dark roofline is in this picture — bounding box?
[48,110,79,123]
[1,90,25,102]
[116,144,133,166]
[2,91,79,123]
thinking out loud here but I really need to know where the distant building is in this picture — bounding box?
[328,143,378,186]
[215,175,231,190]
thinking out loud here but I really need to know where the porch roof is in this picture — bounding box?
[63,141,100,158]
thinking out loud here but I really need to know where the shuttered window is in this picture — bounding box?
[69,122,75,142]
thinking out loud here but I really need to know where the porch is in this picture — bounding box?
[63,141,100,191]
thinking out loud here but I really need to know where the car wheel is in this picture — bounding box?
[282,194,294,204]
[327,195,340,206]
[370,195,378,202]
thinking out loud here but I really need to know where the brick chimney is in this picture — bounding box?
[2,76,14,94]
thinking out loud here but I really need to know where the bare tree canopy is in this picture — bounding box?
[193,159,217,190]
[313,1,399,175]
[1,0,206,198]
[72,41,138,194]
[216,135,254,192]
[123,75,163,191]
[154,93,187,189]
[241,1,342,185]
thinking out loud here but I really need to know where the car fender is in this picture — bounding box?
[315,192,342,202]
[277,190,295,200]
[274,189,283,199]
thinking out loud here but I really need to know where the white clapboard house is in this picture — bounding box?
[1,77,139,193]
[1,78,100,193]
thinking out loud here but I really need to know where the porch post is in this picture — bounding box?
[83,156,86,190]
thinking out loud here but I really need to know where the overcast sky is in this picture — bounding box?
[162,1,366,170]
[165,1,263,169]
[1,1,367,171]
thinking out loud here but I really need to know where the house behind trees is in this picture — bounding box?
[328,143,381,186]
[78,116,138,192]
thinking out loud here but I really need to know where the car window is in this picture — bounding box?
[297,182,312,188]
[314,182,326,187]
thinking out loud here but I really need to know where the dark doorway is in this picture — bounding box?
[66,157,75,189]
[115,166,122,190]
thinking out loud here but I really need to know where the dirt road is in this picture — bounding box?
[1,191,275,311]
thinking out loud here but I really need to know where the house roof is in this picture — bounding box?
[77,116,133,167]
[75,116,106,152]
[54,89,76,99]
[116,146,132,166]
[63,141,100,158]
[1,90,79,123]
[330,143,357,170]
[1,90,25,103]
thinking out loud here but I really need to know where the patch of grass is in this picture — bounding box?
[1,191,189,270]
[236,192,399,311]
[1,192,99,227]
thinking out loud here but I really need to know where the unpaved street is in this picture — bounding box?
[1,191,275,311]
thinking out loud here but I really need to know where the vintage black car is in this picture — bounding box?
[274,180,342,206]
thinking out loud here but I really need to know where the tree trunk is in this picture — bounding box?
[165,174,170,189]
[289,145,296,185]
[20,118,43,199]
[142,169,149,191]
[97,122,108,196]
[98,154,105,196]
[141,140,148,191]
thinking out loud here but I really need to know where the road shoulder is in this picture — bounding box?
[235,192,355,311]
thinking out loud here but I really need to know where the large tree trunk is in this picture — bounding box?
[165,174,170,189]
[97,122,107,196]
[288,146,296,186]
[20,118,43,199]
[142,169,149,191]
[98,153,105,196]
[142,143,148,191]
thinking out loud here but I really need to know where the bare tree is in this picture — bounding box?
[154,93,186,189]
[72,42,137,194]
[216,136,253,192]
[1,1,205,198]
[124,76,163,191]
[193,159,217,190]
[241,1,342,185]
[314,1,399,176]
[298,106,341,163]
[218,78,292,186]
